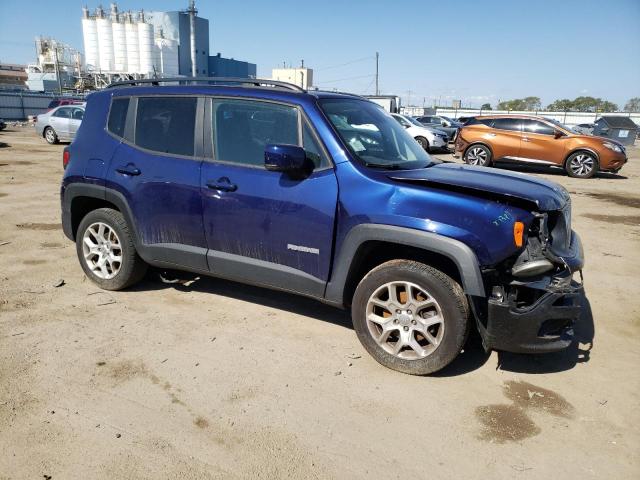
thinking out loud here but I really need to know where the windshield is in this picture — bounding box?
[406,116,425,127]
[546,117,577,134]
[320,99,433,169]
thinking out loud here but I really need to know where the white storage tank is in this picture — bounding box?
[137,11,155,75]
[155,37,179,76]
[111,5,127,73]
[124,13,139,74]
[81,7,99,71]
[95,6,114,71]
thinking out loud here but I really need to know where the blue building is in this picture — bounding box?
[147,8,255,78]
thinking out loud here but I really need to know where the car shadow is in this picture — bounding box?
[494,162,628,180]
[129,270,594,377]
[129,269,353,330]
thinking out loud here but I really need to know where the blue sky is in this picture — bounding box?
[1,0,638,108]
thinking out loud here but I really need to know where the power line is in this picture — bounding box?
[315,73,376,85]
[314,56,375,71]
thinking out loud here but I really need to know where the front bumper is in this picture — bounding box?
[478,232,585,354]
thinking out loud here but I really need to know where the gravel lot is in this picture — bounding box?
[1,126,639,479]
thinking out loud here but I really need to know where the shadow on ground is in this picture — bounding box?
[130,270,595,377]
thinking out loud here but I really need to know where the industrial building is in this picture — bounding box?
[271,66,314,89]
[80,1,256,82]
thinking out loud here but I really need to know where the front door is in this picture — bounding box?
[200,97,338,297]
[105,95,207,271]
[519,119,565,164]
[50,107,71,139]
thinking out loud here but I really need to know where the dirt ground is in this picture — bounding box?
[1,126,639,479]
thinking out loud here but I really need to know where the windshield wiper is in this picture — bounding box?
[364,162,406,170]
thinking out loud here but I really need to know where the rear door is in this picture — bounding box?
[487,117,523,160]
[200,97,338,297]
[69,107,84,139]
[520,119,565,165]
[105,95,208,270]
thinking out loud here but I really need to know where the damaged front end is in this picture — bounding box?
[475,201,585,353]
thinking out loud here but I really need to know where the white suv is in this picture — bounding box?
[391,113,449,152]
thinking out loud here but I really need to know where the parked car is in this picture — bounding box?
[415,115,462,141]
[456,116,475,125]
[61,78,585,375]
[573,123,595,136]
[35,105,85,144]
[455,115,627,178]
[391,113,449,151]
[0,118,6,131]
[46,98,84,112]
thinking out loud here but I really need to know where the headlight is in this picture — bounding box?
[603,141,622,153]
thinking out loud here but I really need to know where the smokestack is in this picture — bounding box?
[188,0,197,77]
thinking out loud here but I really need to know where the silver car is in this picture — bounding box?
[35,105,85,144]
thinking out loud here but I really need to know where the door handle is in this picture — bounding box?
[206,177,237,192]
[487,133,496,137]
[522,137,530,142]
[116,164,141,176]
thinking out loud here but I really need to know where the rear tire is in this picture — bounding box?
[565,151,598,178]
[76,208,147,290]
[415,136,430,152]
[352,260,470,375]
[464,144,492,166]
[44,127,58,144]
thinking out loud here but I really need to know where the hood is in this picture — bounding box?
[388,163,570,211]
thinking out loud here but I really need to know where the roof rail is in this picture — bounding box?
[106,77,305,92]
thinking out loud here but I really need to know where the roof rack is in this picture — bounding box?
[106,77,305,92]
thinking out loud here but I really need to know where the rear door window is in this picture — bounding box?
[107,98,130,138]
[53,107,71,118]
[491,118,522,131]
[135,97,197,156]
[212,99,299,167]
[71,108,84,121]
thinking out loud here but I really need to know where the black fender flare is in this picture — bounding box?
[323,224,486,305]
[62,183,140,248]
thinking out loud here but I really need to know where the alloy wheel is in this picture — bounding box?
[466,147,487,165]
[45,128,56,143]
[569,153,595,177]
[82,222,122,279]
[365,281,445,360]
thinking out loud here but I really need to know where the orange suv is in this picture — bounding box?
[454,115,627,178]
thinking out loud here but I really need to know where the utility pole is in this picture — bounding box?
[375,51,379,95]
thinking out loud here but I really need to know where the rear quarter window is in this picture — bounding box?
[107,98,129,138]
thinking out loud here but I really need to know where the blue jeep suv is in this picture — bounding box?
[61,78,584,375]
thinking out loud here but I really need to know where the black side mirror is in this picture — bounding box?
[264,144,312,177]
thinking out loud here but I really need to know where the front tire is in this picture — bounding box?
[76,208,147,290]
[352,260,469,375]
[565,151,598,178]
[415,136,430,152]
[464,144,492,166]
[44,127,58,144]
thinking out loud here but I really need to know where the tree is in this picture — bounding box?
[480,103,492,110]
[624,97,640,112]
[497,96,541,111]
[546,96,618,112]
[546,99,573,111]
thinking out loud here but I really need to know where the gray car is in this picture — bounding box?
[35,105,85,144]
[414,115,462,141]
